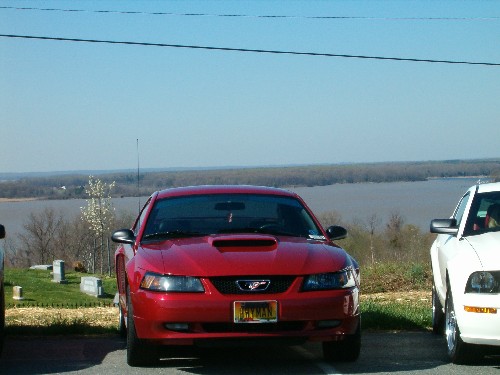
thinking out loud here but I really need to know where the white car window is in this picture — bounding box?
[465,191,500,236]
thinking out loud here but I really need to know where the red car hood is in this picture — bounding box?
[136,234,349,277]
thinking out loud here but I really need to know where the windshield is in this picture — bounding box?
[142,193,324,240]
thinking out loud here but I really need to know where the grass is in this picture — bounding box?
[361,262,432,293]
[361,291,431,331]
[4,268,119,335]
[4,268,117,307]
[3,263,433,335]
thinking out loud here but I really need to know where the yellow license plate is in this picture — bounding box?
[234,300,278,323]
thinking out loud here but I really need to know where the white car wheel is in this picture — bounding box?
[445,288,479,364]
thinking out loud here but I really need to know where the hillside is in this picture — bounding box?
[1,159,499,200]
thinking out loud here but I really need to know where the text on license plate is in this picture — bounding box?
[234,300,278,323]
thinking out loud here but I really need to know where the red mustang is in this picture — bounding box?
[112,185,360,366]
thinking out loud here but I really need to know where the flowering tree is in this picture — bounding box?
[81,176,115,274]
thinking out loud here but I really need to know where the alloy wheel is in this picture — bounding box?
[445,291,457,354]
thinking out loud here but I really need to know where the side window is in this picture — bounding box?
[453,192,470,227]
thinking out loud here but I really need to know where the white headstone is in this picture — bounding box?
[13,286,24,300]
[52,260,67,284]
[80,276,104,297]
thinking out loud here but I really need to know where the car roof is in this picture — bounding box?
[155,185,299,200]
[475,181,500,194]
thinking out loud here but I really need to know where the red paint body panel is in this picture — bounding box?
[135,236,348,277]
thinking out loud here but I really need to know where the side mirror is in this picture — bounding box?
[0,224,5,239]
[430,219,458,235]
[326,225,347,240]
[111,229,136,244]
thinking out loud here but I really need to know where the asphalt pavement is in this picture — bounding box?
[1,332,500,375]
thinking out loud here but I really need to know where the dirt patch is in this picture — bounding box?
[361,290,431,305]
[6,307,119,329]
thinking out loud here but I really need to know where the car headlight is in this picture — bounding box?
[302,268,356,291]
[465,271,499,293]
[140,272,204,292]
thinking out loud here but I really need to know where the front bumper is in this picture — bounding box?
[456,293,500,346]
[131,285,360,346]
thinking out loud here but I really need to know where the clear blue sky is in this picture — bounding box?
[1,1,499,173]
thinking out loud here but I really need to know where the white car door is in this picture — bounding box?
[436,192,471,294]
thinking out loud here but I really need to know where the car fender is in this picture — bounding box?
[115,242,140,311]
[445,240,482,312]
[431,233,456,307]
[430,240,445,301]
[124,255,141,294]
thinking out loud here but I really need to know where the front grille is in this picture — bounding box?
[202,321,306,333]
[210,276,296,295]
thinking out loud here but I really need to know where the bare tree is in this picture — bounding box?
[317,210,344,229]
[18,208,63,265]
[366,214,380,265]
[55,216,94,270]
[4,237,29,268]
[385,212,405,259]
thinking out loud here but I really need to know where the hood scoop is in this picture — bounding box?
[209,235,278,252]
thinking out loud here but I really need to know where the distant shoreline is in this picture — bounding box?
[0,176,494,205]
[0,198,37,203]
[1,159,498,201]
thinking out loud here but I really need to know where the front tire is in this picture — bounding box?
[126,286,157,367]
[445,288,479,364]
[323,319,361,362]
[432,283,444,334]
[118,303,126,338]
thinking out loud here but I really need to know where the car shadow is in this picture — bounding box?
[155,345,326,374]
[154,332,500,374]
[0,335,126,374]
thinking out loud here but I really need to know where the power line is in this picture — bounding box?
[1,5,499,21]
[1,34,499,67]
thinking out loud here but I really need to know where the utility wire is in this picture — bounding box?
[1,34,499,67]
[1,6,499,21]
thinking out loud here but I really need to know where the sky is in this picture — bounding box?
[1,0,499,174]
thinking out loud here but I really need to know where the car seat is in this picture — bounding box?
[485,204,500,228]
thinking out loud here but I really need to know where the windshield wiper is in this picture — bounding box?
[142,231,205,241]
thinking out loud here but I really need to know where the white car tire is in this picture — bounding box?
[445,288,479,364]
[432,284,444,334]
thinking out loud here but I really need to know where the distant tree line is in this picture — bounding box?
[0,173,451,279]
[4,176,134,275]
[1,159,499,200]
[6,205,434,285]
[4,207,134,274]
[5,202,432,275]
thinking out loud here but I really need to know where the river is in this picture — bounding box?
[0,178,487,238]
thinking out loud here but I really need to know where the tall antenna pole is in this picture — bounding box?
[137,138,141,215]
